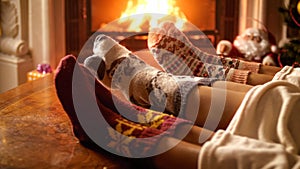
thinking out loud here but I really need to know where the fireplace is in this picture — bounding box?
[91,0,216,52]
[65,0,240,56]
[91,0,216,32]
[0,0,284,93]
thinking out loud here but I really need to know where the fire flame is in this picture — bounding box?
[117,0,188,32]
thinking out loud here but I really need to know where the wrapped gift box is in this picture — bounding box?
[27,64,52,81]
[27,70,51,81]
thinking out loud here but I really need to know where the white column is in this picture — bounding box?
[0,0,65,93]
[239,0,268,34]
[28,0,65,69]
[239,0,248,34]
[0,0,33,93]
[28,0,52,68]
[253,0,267,29]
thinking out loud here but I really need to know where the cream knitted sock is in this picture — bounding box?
[84,34,203,116]
[148,21,259,84]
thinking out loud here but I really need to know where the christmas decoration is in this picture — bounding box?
[27,64,52,81]
[216,27,279,66]
[278,0,300,67]
[278,39,300,67]
[279,0,300,28]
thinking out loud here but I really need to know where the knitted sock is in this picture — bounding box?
[55,55,192,157]
[225,68,250,84]
[84,34,205,116]
[148,21,259,84]
[83,34,131,84]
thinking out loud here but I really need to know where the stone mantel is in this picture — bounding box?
[0,0,65,93]
[0,0,29,56]
[0,0,33,93]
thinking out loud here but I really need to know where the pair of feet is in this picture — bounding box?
[83,21,263,117]
[86,21,261,83]
[54,21,262,157]
[55,23,206,151]
[55,54,193,158]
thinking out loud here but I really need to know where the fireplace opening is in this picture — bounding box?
[91,0,215,32]
[65,0,239,56]
[91,0,219,53]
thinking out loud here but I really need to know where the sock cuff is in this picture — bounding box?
[226,69,250,84]
[173,78,199,116]
[238,60,261,73]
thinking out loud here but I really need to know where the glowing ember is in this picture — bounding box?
[101,0,189,32]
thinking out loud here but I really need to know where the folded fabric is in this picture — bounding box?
[199,70,300,168]
[199,130,300,169]
[273,66,300,87]
[227,80,300,155]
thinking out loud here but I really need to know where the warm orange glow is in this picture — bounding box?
[117,0,188,32]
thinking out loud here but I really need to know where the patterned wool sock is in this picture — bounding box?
[83,34,131,84]
[148,21,260,84]
[55,55,192,157]
[84,34,206,116]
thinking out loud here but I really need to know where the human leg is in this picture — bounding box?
[152,136,201,169]
[133,49,259,93]
[174,123,214,145]
[84,34,212,117]
[84,34,248,131]
[247,72,274,86]
[259,65,281,76]
[185,85,247,130]
[55,55,205,157]
[148,22,274,85]
[212,81,253,93]
[132,52,255,93]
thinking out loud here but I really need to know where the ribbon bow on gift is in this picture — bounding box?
[37,64,52,74]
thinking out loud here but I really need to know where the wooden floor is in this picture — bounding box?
[0,75,136,169]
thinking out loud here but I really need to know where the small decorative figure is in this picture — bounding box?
[217,27,279,66]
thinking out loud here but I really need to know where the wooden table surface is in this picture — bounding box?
[0,75,135,169]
